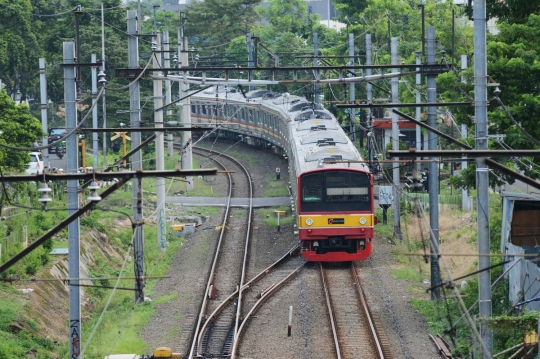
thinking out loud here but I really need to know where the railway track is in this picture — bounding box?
[319,262,393,359]
[186,147,253,359]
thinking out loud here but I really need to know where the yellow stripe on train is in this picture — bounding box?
[298,214,374,228]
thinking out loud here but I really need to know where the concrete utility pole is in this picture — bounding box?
[474,0,492,356]
[153,32,167,252]
[101,2,107,170]
[64,42,81,359]
[313,33,320,104]
[127,9,145,303]
[247,32,253,92]
[426,27,440,300]
[348,34,356,142]
[366,34,373,162]
[390,38,401,240]
[179,25,193,191]
[91,54,98,169]
[461,55,470,212]
[163,30,174,157]
[415,51,422,173]
[39,58,49,170]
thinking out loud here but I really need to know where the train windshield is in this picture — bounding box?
[301,171,371,212]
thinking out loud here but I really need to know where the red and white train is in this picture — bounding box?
[189,87,376,261]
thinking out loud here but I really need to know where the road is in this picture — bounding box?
[43,152,67,172]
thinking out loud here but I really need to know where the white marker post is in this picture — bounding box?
[275,210,285,233]
[288,306,293,337]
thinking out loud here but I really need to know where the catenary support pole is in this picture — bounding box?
[474,0,492,356]
[391,38,401,240]
[426,27,440,300]
[247,32,253,92]
[163,30,173,158]
[461,124,470,211]
[127,9,145,304]
[460,55,470,211]
[64,41,81,359]
[349,33,356,142]
[179,25,193,190]
[153,32,167,252]
[39,58,49,170]
[313,33,320,104]
[415,51,422,173]
[101,2,107,170]
[91,54,98,170]
[366,34,373,162]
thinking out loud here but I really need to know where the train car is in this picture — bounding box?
[189,86,375,261]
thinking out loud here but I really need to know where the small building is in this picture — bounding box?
[501,191,540,311]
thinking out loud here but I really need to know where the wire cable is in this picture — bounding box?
[32,6,77,17]
[0,86,104,152]
[80,238,135,357]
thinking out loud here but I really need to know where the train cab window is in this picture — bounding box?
[301,171,371,212]
[301,173,323,203]
[325,171,371,210]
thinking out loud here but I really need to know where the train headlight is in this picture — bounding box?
[359,217,367,225]
[306,218,313,226]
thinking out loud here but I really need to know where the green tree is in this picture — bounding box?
[0,89,43,172]
[0,0,40,101]
[184,0,262,49]
[487,0,540,25]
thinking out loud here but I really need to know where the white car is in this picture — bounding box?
[26,152,44,175]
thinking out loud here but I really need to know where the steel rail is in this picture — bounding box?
[192,244,301,359]
[231,261,307,359]
[187,150,233,359]
[319,263,342,359]
[187,146,254,359]
[351,263,390,358]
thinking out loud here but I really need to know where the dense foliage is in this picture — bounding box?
[0,90,43,172]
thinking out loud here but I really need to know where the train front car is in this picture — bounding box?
[288,103,375,262]
[298,167,374,261]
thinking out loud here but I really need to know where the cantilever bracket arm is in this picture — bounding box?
[392,109,540,192]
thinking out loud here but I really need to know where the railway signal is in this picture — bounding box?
[111,131,131,169]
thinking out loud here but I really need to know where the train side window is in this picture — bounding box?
[191,104,197,114]
[202,104,207,115]
[249,109,253,123]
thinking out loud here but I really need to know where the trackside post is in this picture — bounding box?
[275,210,285,232]
[288,306,293,337]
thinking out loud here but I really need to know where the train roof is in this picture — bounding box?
[192,86,369,174]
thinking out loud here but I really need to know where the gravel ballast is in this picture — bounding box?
[141,141,441,358]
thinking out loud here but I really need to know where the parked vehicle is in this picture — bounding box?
[48,127,66,153]
[25,152,43,175]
